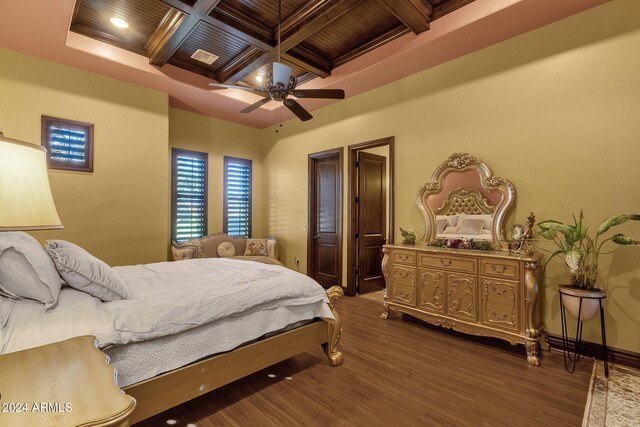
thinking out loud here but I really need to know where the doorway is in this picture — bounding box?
[307,148,343,288]
[347,137,394,296]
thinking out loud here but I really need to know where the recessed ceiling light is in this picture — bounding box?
[256,75,263,83]
[110,17,129,29]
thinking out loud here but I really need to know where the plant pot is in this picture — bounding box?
[559,285,606,321]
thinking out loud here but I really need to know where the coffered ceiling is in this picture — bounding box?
[0,0,609,128]
[70,0,474,89]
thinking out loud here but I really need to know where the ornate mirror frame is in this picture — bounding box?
[416,153,516,247]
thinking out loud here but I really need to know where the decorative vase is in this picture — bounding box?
[559,285,606,321]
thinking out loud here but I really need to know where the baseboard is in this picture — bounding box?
[548,334,640,370]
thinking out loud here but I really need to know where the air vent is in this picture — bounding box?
[191,49,218,65]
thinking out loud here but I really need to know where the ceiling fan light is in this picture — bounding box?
[273,62,292,88]
[110,17,129,29]
[256,75,263,83]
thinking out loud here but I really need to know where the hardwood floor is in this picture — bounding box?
[135,296,593,427]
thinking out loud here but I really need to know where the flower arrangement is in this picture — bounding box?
[538,211,640,290]
[428,238,493,251]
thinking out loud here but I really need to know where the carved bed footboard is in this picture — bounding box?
[125,285,344,424]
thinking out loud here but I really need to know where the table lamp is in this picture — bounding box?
[0,131,63,230]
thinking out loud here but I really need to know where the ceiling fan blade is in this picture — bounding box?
[209,83,267,95]
[292,89,345,99]
[284,99,313,121]
[239,97,272,113]
[273,62,292,87]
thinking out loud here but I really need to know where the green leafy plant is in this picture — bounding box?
[538,212,640,290]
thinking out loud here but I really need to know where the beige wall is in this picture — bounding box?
[168,108,264,237]
[0,48,170,266]
[260,0,640,352]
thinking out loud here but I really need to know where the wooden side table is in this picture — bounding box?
[0,335,136,426]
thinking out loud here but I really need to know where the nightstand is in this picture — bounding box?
[0,335,136,426]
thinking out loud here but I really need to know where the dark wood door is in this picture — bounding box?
[308,150,343,288]
[357,152,387,294]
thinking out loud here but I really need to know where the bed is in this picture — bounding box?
[433,186,496,241]
[0,240,343,424]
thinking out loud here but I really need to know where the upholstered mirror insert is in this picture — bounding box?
[416,153,516,247]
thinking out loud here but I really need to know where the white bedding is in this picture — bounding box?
[1,258,333,356]
[105,304,323,387]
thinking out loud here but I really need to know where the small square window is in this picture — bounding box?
[41,115,94,172]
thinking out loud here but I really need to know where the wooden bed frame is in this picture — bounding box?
[123,286,344,424]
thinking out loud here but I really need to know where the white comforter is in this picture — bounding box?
[1,258,332,354]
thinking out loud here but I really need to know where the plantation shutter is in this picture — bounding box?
[172,149,208,242]
[49,127,87,163]
[224,156,252,237]
[41,116,93,172]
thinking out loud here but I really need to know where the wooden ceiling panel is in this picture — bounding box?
[71,0,170,56]
[215,0,309,30]
[168,21,252,76]
[298,1,403,61]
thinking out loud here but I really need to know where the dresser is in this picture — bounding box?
[381,244,549,365]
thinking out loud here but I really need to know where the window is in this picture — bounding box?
[41,115,94,172]
[223,156,252,237]
[171,148,208,242]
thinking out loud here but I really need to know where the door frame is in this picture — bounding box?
[346,137,395,296]
[307,147,344,286]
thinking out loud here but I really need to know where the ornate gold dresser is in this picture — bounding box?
[381,245,548,365]
[383,152,549,365]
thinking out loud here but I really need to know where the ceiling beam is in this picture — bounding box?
[147,0,223,66]
[376,0,431,34]
[215,47,271,85]
[218,0,364,84]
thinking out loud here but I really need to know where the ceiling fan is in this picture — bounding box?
[208,0,345,121]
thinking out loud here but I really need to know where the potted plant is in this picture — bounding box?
[538,212,640,320]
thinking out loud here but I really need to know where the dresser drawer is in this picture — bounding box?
[419,254,477,273]
[392,250,416,265]
[481,259,519,280]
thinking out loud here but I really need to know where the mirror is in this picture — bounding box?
[417,153,515,248]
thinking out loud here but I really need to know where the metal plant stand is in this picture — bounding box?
[559,290,608,377]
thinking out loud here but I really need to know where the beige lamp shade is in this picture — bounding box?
[0,132,63,230]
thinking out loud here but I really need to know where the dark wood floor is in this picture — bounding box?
[135,296,593,427]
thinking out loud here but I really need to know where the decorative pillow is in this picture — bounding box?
[244,238,268,256]
[436,218,448,234]
[217,242,236,258]
[436,215,458,227]
[457,218,486,235]
[0,232,62,310]
[46,240,129,302]
[474,214,493,230]
[442,226,459,235]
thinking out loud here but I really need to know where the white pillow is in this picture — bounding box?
[0,232,62,310]
[457,218,486,235]
[436,218,448,234]
[46,240,129,302]
[442,226,459,235]
[436,215,458,227]
[471,214,493,230]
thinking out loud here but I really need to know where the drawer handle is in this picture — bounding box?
[440,259,452,267]
[399,254,409,261]
[491,264,507,274]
